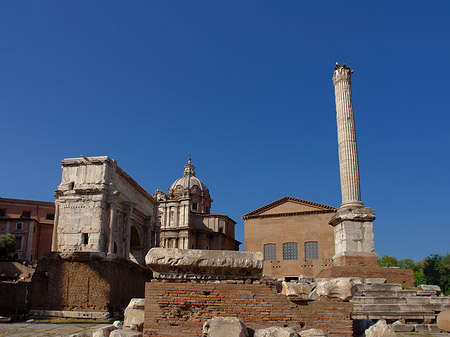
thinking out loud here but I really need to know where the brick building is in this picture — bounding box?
[243,196,337,279]
[0,197,54,262]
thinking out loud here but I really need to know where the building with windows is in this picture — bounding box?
[0,197,54,262]
[154,158,240,251]
[243,196,337,279]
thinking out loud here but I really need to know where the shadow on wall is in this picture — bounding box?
[27,252,153,316]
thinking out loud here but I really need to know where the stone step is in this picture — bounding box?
[352,296,406,304]
[351,311,436,321]
[353,303,438,312]
[414,324,442,333]
[356,284,403,292]
[430,297,450,305]
[417,290,438,296]
[354,290,410,297]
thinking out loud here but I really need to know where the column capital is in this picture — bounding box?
[333,63,353,85]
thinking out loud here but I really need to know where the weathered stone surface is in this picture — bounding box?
[202,316,249,337]
[113,321,123,329]
[418,284,441,292]
[53,156,159,266]
[124,298,144,331]
[110,329,143,337]
[93,325,117,337]
[299,328,328,336]
[314,278,356,301]
[365,320,397,337]
[390,321,414,332]
[254,326,298,337]
[146,248,263,280]
[366,278,386,284]
[438,308,450,332]
[281,282,313,301]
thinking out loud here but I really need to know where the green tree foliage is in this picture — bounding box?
[379,254,450,295]
[0,233,16,258]
[423,254,450,295]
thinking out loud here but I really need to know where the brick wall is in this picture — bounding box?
[144,280,353,337]
[317,266,414,288]
[29,253,153,314]
[0,281,28,315]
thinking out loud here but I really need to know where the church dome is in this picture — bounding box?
[169,158,208,193]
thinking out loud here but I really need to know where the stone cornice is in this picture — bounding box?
[329,206,376,226]
[0,197,54,208]
[243,209,336,220]
[242,196,336,219]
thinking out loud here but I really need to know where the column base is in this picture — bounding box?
[333,253,379,268]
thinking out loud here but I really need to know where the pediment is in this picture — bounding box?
[243,196,336,219]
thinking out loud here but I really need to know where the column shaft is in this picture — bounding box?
[333,64,364,208]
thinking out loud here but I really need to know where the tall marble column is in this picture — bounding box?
[330,63,377,266]
[332,64,364,209]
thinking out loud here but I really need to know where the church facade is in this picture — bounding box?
[154,159,240,251]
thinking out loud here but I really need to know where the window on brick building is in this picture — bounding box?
[16,222,23,230]
[0,209,5,216]
[305,241,319,260]
[22,211,31,218]
[46,213,54,220]
[192,202,198,210]
[264,243,276,261]
[283,242,298,260]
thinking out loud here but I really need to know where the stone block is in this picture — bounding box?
[418,284,441,292]
[110,330,142,337]
[414,324,441,333]
[124,298,144,331]
[93,325,117,337]
[254,326,299,337]
[298,328,328,336]
[314,278,356,301]
[364,319,397,337]
[202,316,249,337]
[146,248,263,280]
[438,309,450,332]
[390,321,414,332]
[281,282,313,298]
[366,278,386,284]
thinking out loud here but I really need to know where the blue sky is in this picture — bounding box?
[1,1,449,261]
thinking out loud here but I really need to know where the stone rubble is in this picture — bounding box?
[123,298,144,331]
[254,326,298,337]
[93,325,118,337]
[438,308,450,332]
[314,278,356,301]
[364,319,397,337]
[298,328,329,336]
[110,330,143,337]
[146,248,263,280]
[202,316,249,337]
